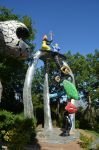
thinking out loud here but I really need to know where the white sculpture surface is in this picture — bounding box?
[0,20,30,58]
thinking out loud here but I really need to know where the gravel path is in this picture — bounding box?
[28,141,84,150]
[1,128,98,150]
[25,128,84,150]
[36,128,79,144]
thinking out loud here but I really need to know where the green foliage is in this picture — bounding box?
[21,15,37,51]
[79,133,93,149]
[0,110,36,149]
[31,50,99,129]
[95,144,99,150]
[0,6,36,112]
[0,110,15,132]
[31,68,45,125]
[32,67,44,94]
[65,50,99,130]
[22,16,36,41]
[0,6,19,21]
[76,110,94,130]
[65,50,99,95]
[94,123,99,133]
[85,130,99,138]
[75,120,80,128]
[57,115,64,127]
[0,6,36,41]
[0,6,99,129]
[7,129,29,150]
[0,55,25,112]
[51,106,64,128]
[8,118,36,150]
[79,130,99,150]
[32,93,44,126]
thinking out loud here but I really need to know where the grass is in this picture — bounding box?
[78,129,99,150]
[84,130,99,137]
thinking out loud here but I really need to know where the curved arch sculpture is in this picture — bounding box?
[23,50,75,131]
[0,20,77,131]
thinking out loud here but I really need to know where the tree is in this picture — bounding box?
[30,50,99,128]
[0,6,36,113]
[65,50,99,129]
[0,6,19,21]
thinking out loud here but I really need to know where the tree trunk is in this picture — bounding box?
[0,80,3,103]
[56,98,60,117]
[88,95,96,128]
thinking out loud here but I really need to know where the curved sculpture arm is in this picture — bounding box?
[62,60,75,85]
[23,50,42,118]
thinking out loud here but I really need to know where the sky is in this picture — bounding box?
[0,0,99,55]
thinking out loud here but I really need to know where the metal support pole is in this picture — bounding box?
[43,60,53,131]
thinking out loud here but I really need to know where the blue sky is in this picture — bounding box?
[0,0,99,55]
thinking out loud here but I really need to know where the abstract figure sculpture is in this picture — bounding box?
[0,20,30,58]
[0,20,30,102]
[0,21,78,132]
[23,48,77,131]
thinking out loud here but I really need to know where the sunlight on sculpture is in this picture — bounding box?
[0,20,30,58]
[0,21,79,132]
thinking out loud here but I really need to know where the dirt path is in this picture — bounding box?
[26,141,84,150]
[25,128,84,150]
[1,128,98,150]
[39,141,84,150]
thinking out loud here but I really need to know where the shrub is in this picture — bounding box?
[57,115,63,127]
[8,117,36,150]
[0,110,37,149]
[0,110,15,141]
[94,123,99,133]
[79,133,93,149]
[0,110,15,130]
[75,120,80,128]
[96,144,99,150]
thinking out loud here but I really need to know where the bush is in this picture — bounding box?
[0,110,15,130]
[75,120,80,128]
[0,110,37,149]
[0,110,15,141]
[79,133,93,149]
[96,144,99,150]
[8,118,36,150]
[94,123,99,133]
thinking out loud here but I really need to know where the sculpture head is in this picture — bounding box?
[0,20,30,59]
[42,35,48,41]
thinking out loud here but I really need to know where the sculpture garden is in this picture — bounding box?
[0,6,99,150]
